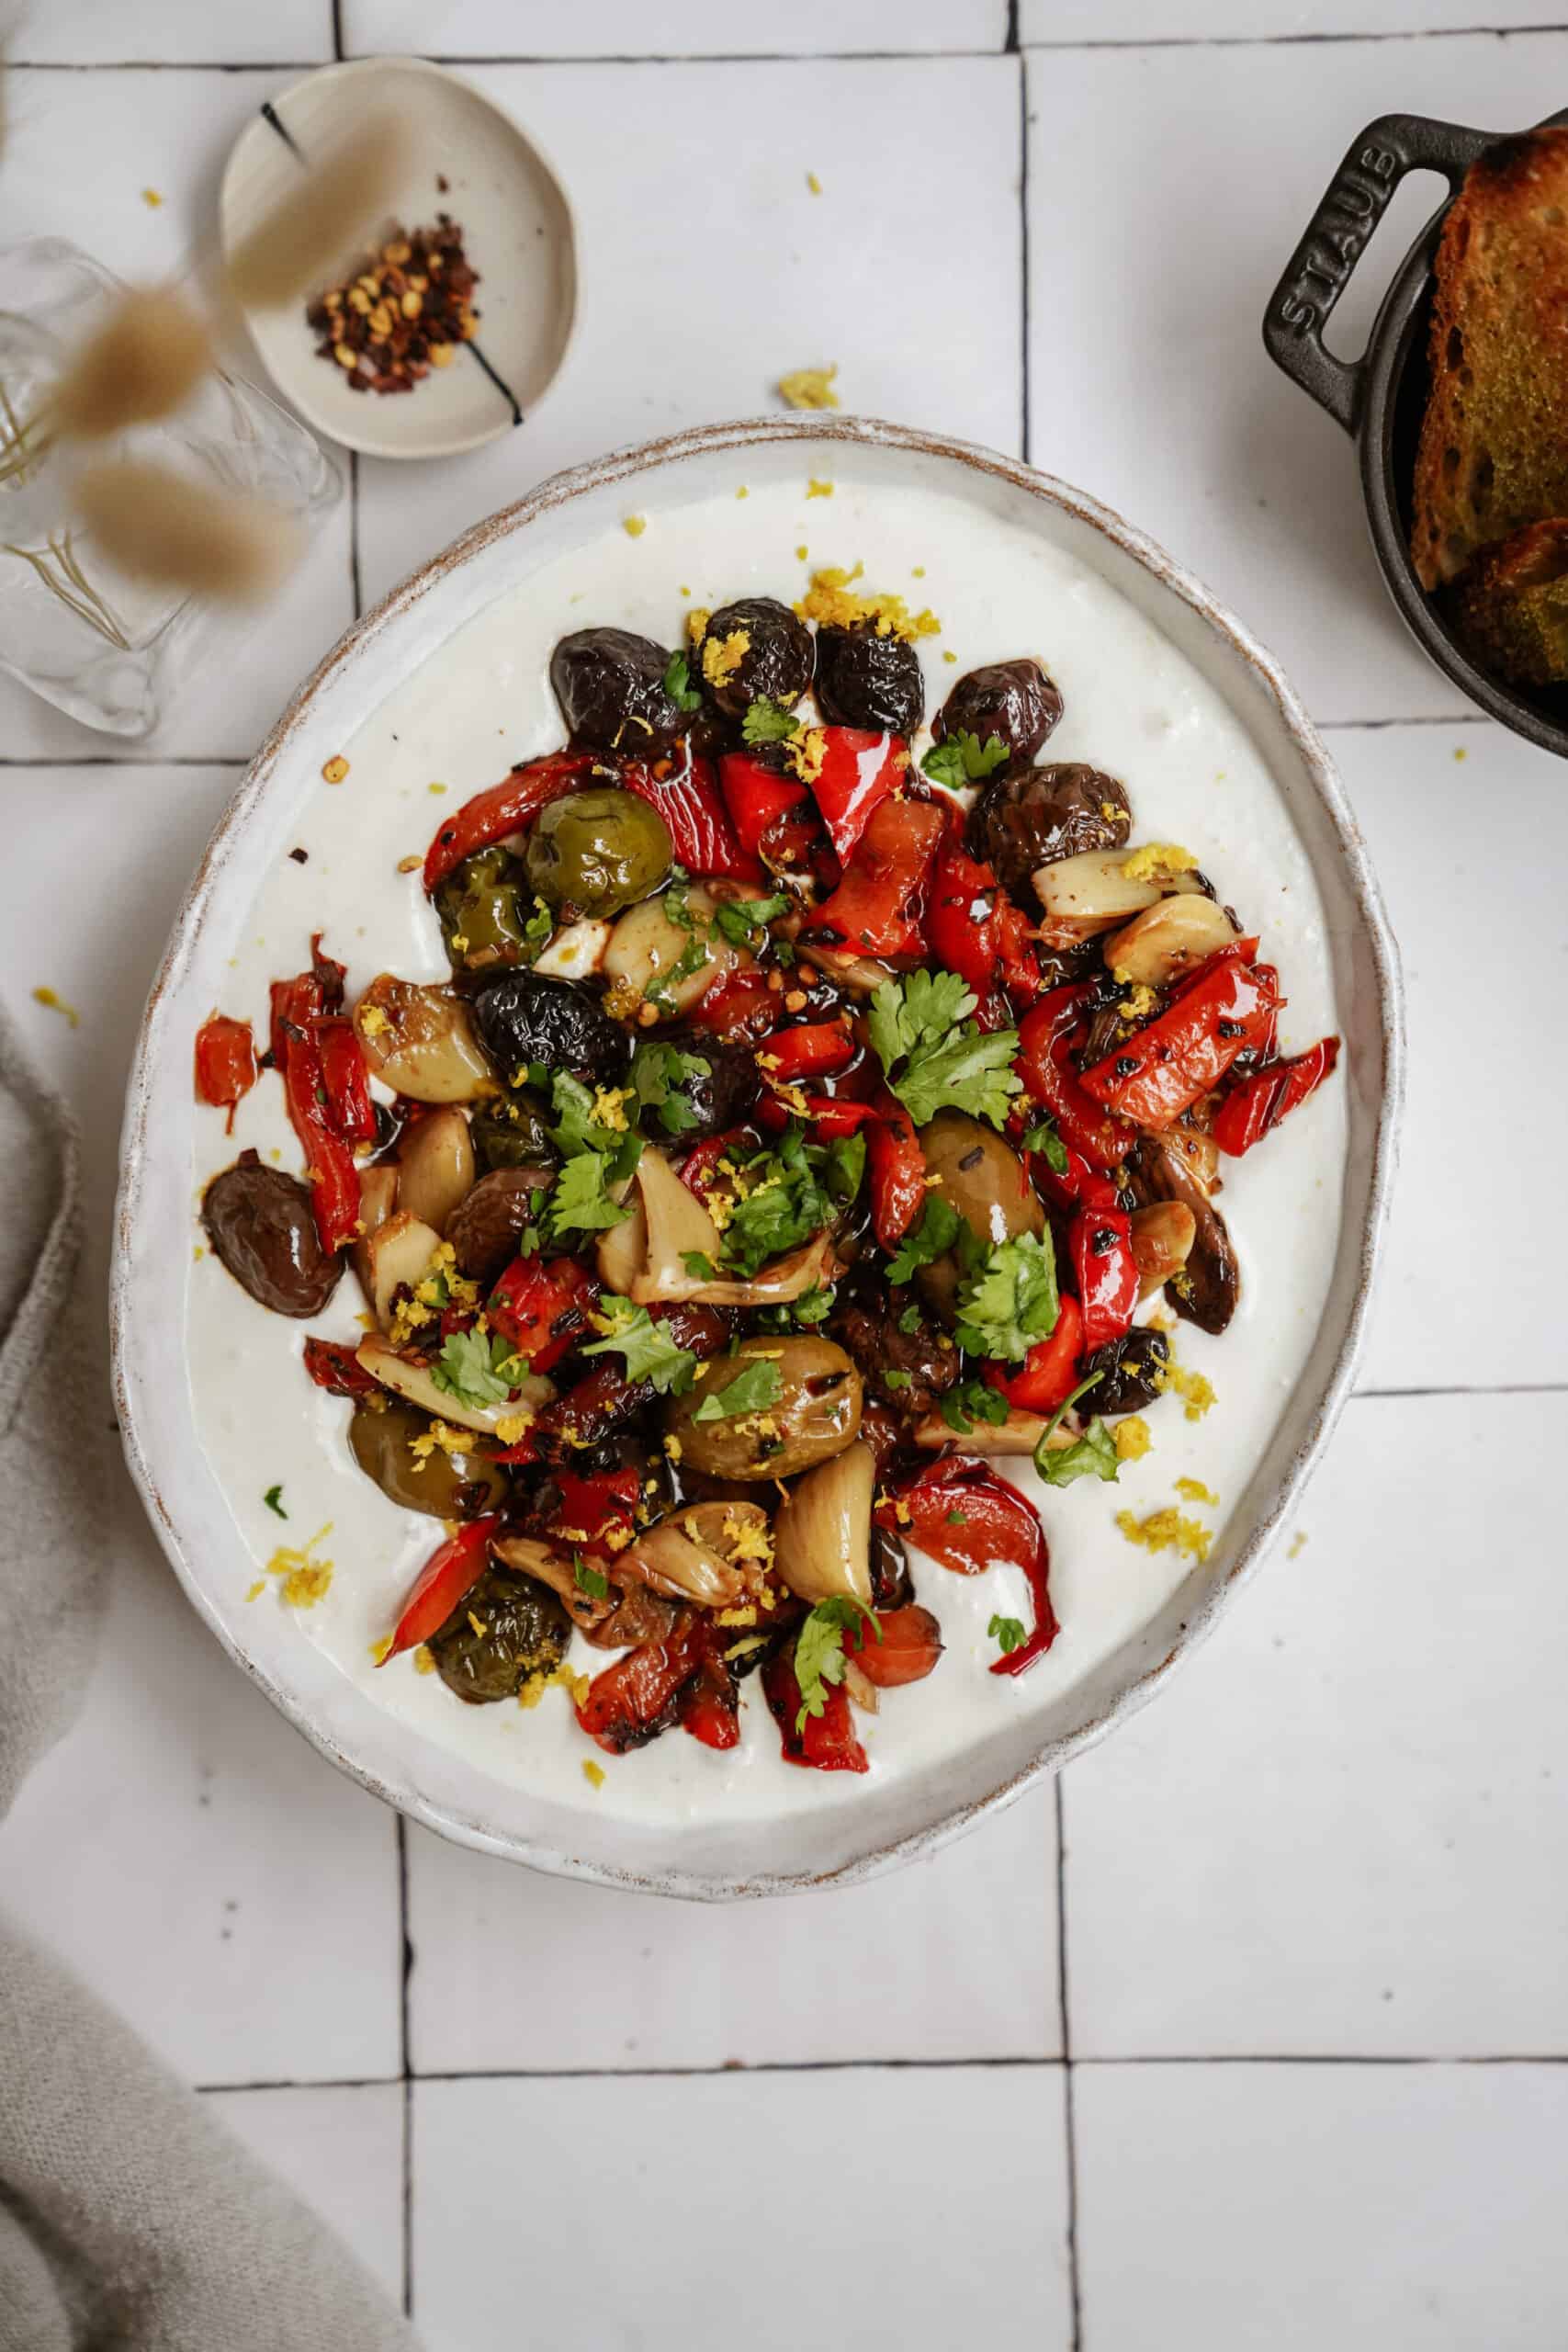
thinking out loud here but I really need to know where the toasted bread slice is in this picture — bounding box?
[1411,127,1568,592]
[1451,517,1568,684]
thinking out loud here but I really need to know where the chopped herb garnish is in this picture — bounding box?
[520,896,554,961]
[1020,1114,1070,1175]
[919,729,1010,789]
[884,1367,913,1391]
[682,1250,717,1281]
[581,1295,698,1396]
[953,1231,1060,1363]
[573,1555,611,1600]
[940,1374,1010,1434]
[945,1507,969,1526]
[719,1124,848,1278]
[661,650,705,713]
[431,1327,530,1409]
[693,1356,784,1422]
[741,695,803,746]
[988,1612,1027,1654]
[794,1595,881,1731]
[1033,1370,1121,1487]
[712,890,792,948]
[631,1037,712,1136]
[897,1302,923,1335]
[264,1484,288,1519]
[886,1194,961,1284]
[868,969,1021,1129]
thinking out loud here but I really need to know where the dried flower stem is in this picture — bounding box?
[1,531,131,648]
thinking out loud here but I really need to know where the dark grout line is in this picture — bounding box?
[190,2049,1568,2096]
[396,1814,414,2318]
[1006,0,1020,53]
[1021,19,1568,48]
[1018,54,1032,467]
[1055,1779,1082,2351]
[348,451,364,620]
[0,754,247,768]
[1318,711,1490,730]
[331,0,344,63]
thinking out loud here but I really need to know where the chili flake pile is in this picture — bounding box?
[306,215,479,396]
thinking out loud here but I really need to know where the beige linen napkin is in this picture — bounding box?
[0,1002,421,2352]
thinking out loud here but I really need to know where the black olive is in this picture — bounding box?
[694,597,814,719]
[202,1151,341,1317]
[1125,1136,1240,1336]
[446,1167,556,1281]
[427,1566,571,1705]
[933,658,1063,763]
[550,628,685,752]
[966,762,1133,901]
[1079,1329,1170,1417]
[472,970,630,1086]
[637,1026,758,1140]
[813,620,924,735]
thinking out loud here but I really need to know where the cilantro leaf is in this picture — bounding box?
[573,1554,612,1600]
[885,1194,961,1284]
[789,1283,834,1325]
[719,1125,836,1278]
[920,729,1010,790]
[988,1612,1027,1654]
[661,650,705,713]
[1020,1114,1070,1175]
[520,896,554,962]
[630,1037,712,1136]
[1032,1369,1121,1487]
[644,878,713,1004]
[897,1303,922,1335]
[264,1484,288,1519]
[682,1250,716,1280]
[940,1373,1010,1433]
[741,695,802,746]
[548,1151,632,1238]
[954,1231,1060,1363]
[794,1595,881,1731]
[693,1355,784,1423]
[712,890,792,948]
[822,1130,866,1205]
[884,1368,912,1390]
[868,970,1021,1130]
[431,1327,529,1409]
[581,1295,698,1396]
[547,1072,612,1158]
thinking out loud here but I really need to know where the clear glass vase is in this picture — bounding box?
[0,239,341,737]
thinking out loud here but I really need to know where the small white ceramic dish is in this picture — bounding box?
[111,417,1402,1901]
[220,55,576,461]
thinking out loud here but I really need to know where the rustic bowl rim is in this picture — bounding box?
[109,413,1404,1900]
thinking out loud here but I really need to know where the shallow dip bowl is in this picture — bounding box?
[111,417,1401,1900]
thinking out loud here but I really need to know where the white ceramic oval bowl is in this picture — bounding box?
[220,55,577,461]
[111,416,1402,1901]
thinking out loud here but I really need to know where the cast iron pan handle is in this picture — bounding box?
[1263,112,1495,434]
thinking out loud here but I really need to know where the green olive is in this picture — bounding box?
[525,787,674,920]
[916,1110,1045,1324]
[435,845,536,968]
[348,1401,509,1519]
[469,1092,558,1174]
[427,1566,571,1704]
[663,1336,863,1481]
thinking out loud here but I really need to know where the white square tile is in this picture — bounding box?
[0,765,403,2087]
[1023,0,1565,38]
[15,0,332,62]
[1,66,355,760]
[1025,33,1568,722]
[407,1783,1058,2075]
[344,0,1008,56]
[1337,721,1568,1394]
[202,2084,406,2302]
[1061,1390,1568,2059]
[413,2068,1072,2352]
[1075,2062,1568,2352]
[355,53,1024,603]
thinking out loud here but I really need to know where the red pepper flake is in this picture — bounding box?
[306,215,480,398]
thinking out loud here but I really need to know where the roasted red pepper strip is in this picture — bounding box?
[1023,1133,1122,1216]
[761,1021,855,1081]
[487,1255,599,1375]
[302,1335,380,1399]
[551,1464,641,1548]
[268,933,345,1062]
[865,1088,927,1250]
[927,841,1040,1003]
[880,1454,1057,1677]
[850,1603,944,1689]
[270,975,361,1256]
[577,1616,708,1755]
[984,1293,1085,1416]
[806,727,906,864]
[1213,1035,1340,1157]
[676,1618,742,1751]
[754,1091,882,1138]
[622,744,763,885]
[1080,941,1279,1127]
[687,962,777,1041]
[314,1016,377,1144]
[536,1304,728,1454]
[677,1126,759,1200]
[717,750,810,865]
[1015,987,1135,1170]
[194,1014,257,1132]
[810,796,945,960]
[380,1516,499,1662]
[1068,1207,1138,1352]
[761,1645,869,1772]
[423,751,595,891]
